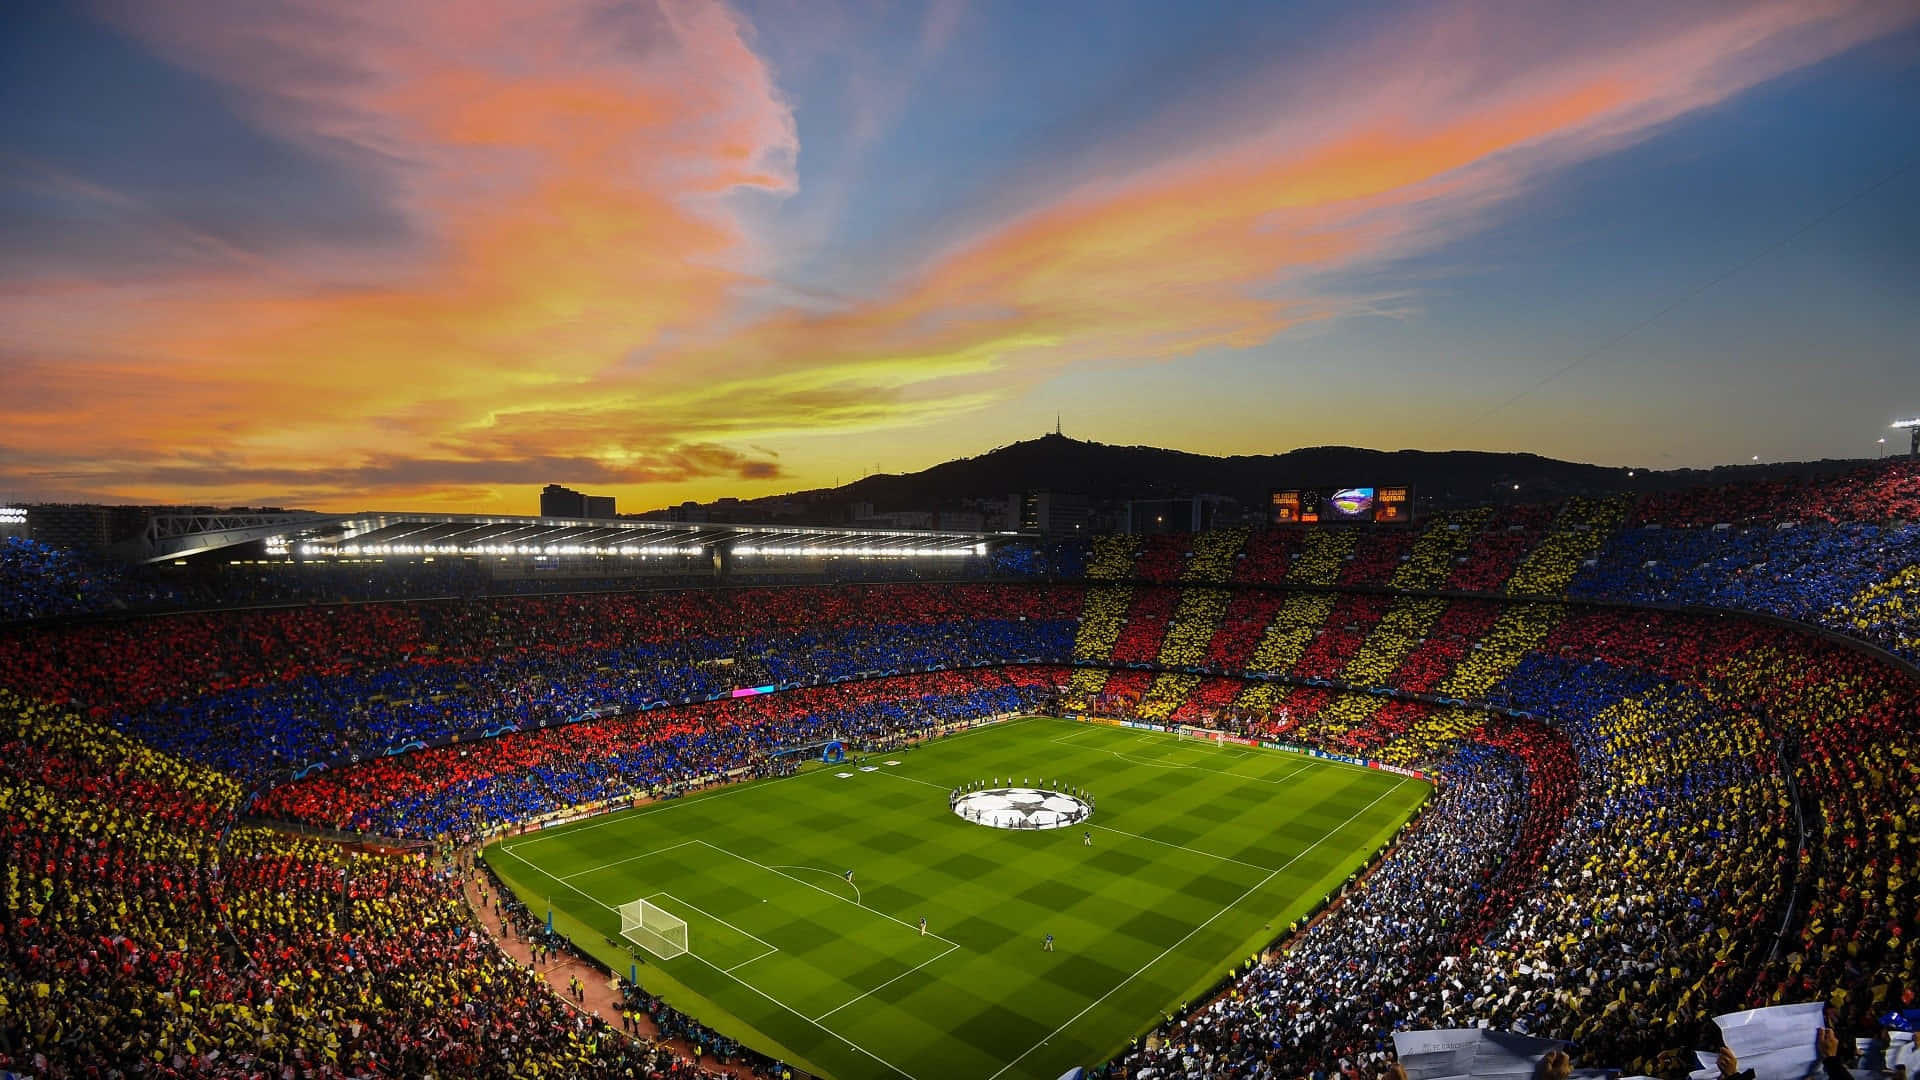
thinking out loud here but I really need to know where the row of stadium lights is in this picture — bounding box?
[732,544,985,557]
[296,542,985,558]
[303,542,704,557]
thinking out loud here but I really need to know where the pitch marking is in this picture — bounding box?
[771,864,862,905]
[986,778,1411,1080]
[489,843,924,1080]
[560,839,700,880]
[640,890,779,964]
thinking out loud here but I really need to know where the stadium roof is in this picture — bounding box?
[136,510,1005,564]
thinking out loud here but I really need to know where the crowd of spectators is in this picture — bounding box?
[0,537,184,621]
[1108,595,1920,1078]
[1,690,709,1079]
[1110,586,1184,665]
[0,583,1080,782]
[257,668,1064,838]
[1115,743,1532,1077]
[1569,520,1920,663]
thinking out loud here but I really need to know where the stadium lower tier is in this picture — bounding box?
[257,667,1069,837]
[3,576,1918,1079]
[0,582,1084,783]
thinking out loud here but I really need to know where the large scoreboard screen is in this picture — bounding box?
[1270,485,1412,525]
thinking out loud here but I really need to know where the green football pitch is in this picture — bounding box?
[486,715,1428,1080]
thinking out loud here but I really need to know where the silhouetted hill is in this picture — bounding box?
[714,434,1875,522]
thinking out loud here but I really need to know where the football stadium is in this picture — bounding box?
[6,3,1920,1079]
[5,458,1920,1079]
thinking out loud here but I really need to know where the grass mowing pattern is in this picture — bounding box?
[486,717,1427,1080]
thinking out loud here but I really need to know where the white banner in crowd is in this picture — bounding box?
[1713,1002,1825,1080]
[1392,1028,1569,1080]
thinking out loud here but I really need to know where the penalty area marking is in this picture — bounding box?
[770,864,862,905]
[489,843,927,1080]
[560,839,700,881]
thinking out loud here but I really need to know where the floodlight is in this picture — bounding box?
[1893,418,1920,429]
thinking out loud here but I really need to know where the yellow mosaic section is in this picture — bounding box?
[1137,672,1203,722]
[1831,564,1919,659]
[1507,495,1633,595]
[1156,587,1231,667]
[1370,706,1483,768]
[1181,528,1247,583]
[1243,593,1338,676]
[1313,596,1449,735]
[1389,508,1492,589]
[1433,603,1564,700]
[1,688,242,812]
[1063,582,1133,707]
[1086,534,1140,580]
[1285,529,1358,585]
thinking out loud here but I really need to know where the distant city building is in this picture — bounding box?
[1123,494,1236,534]
[540,484,615,519]
[1018,491,1090,537]
[668,501,710,523]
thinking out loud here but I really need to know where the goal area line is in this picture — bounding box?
[622,890,780,969]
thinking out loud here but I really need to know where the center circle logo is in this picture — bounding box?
[950,786,1092,830]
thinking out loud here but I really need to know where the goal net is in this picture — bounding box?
[618,898,688,960]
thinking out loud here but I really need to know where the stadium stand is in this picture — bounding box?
[3,457,1918,1078]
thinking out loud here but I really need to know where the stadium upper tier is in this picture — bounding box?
[2,459,1917,1078]
[5,458,1915,666]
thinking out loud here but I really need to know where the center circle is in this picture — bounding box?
[951,786,1092,830]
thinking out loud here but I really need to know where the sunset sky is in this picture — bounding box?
[3,0,1918,512]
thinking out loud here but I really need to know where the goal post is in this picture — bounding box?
[618,897,688,960]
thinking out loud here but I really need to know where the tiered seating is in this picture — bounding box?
[1340,529,1415,584]
[1389,508,1492,588]
[0,536,185,620]
[1835,562,1920,659]
[1505,494,1633,595]
[1445,503,1556,591]
[1119,598,1918,1078]
[1288,592,1392,680]
[1084,534,1139,580]
[1233,594,1337,712]
[1108,586,1181,664]
[1064,584,1131,706]
[1167,674,1246,725]
[1309,596,1448,737]
[1387,600,1504,692]
[0,693,690,1079]
[1285,528,1358,585]
[0,584,1082,782]
[1232,528,1303,583]
[259,668,1064,837]
[1181,528,1247,583]
[1130,533,1188,582]
[1201,589,1289,669]
[1137,587,1231,720]
[1062,538,1140,707]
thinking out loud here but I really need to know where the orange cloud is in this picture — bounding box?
[0,0,1912,509]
